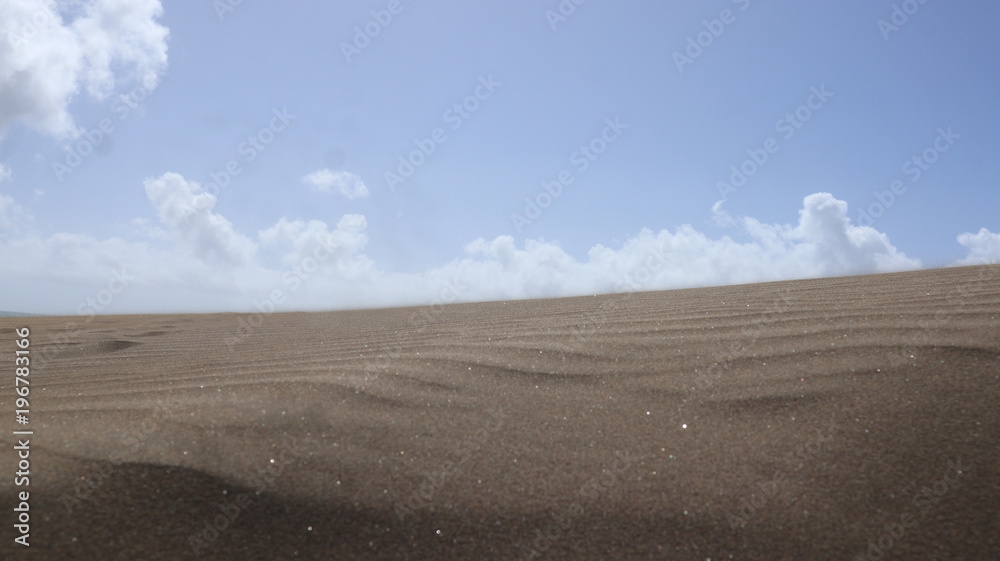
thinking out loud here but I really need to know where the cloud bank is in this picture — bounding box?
[1,172,996,315]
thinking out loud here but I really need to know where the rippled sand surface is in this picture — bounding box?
[2,265,998,560]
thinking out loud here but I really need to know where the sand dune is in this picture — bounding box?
[2,265,999,560]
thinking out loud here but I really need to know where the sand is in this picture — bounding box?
[2,264,999,560]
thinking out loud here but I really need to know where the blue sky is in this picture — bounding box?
[1,0,998,315]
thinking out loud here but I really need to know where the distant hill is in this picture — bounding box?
[0,311,41,317]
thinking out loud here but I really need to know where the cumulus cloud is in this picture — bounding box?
[258,215,377,279]
[143,172,257,265]
[955,228,1000,265]
[1,185,992,315]
[301,169,368,199]
[0,0,169,139]
[439,192,920,303]
[0,163,11,183]
[790,192,919,275]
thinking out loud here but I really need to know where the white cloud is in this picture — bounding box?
[0,163,11,183]
[0,193,22,233]
[437,192,920,303]
[709,199,735,227]
[1,186,984,316]
[0,191,31,237]
[143,172,257,266]
[0,0,169,139]
[301,169,369,199]
[258,215,377,279]
[955,228,1000,266]
[791,192,920,275]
